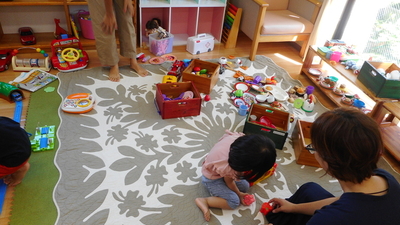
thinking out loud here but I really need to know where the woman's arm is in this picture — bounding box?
[102,0,117,34]
[269,197,339,216]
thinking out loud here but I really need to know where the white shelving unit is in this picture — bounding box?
[139,0,227,47]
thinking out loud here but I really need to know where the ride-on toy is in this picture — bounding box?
[51,36,89,72]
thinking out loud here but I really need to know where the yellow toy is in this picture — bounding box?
[162,75,177,83]
[246,163,278,186]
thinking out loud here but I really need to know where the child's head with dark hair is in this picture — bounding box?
[146,18,161,30]
[228,134,276,182]
[311,107,383,184]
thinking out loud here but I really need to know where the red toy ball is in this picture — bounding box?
[193,66,201,72]
[243,194,255,206]
[204,95,211,101]
[260,202,274,215]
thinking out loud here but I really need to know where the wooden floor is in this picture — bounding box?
[0,32,398,223]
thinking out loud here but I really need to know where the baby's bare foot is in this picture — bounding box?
[195,198,211,221]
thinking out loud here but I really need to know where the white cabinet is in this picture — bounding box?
[139,0,226,47]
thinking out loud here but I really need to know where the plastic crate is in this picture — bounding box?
[357,61,400,99]
[149,32,174,56]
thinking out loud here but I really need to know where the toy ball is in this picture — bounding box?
[193,66,201,72]
[204,95,211,101]
[200,69,207,74]
[243,194,255,206]
[260,202,274,215]
[36,48,41,52]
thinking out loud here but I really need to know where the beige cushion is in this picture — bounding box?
[261,10,314,35]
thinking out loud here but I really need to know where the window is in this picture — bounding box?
[341,0,400,64]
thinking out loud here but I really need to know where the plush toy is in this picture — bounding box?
[342,60,361,74]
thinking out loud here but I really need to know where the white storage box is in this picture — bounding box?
[186,33,214,55]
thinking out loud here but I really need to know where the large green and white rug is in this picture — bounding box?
[51,55,399,225]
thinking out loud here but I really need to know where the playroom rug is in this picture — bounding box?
[11,55,400,225]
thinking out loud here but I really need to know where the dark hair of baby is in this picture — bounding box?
[228,134,277,182]
[146,18,161,30]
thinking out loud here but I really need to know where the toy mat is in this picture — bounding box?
[11,56,400,225]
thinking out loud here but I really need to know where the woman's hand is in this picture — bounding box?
[123,0,134,15]
[268,198,296,214]
[101,14,117,34]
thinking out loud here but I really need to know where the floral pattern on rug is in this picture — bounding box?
[55,56,394,225]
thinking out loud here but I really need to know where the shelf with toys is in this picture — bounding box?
[139,0,226,48]
[301,45,395,113]
[0,1,137,51]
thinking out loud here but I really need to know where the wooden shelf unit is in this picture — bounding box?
[0,0,137,50]
[370,101,400,162]
[138,0,227,47]
[303,46,400,164]
[301,46,395,111]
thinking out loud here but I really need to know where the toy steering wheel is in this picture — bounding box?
[61,48,80,62]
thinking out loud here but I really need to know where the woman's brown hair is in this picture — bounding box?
[310,107,383,183]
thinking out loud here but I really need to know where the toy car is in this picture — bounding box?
[167,60,184,80]
[0,49,13,72]
[50,36,89,72]
[18,27,36,45]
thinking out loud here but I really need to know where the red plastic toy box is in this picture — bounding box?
[155,81,201,119]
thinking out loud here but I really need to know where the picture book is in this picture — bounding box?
[10,69,58,92]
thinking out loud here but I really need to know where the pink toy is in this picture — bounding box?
[243,194,255,206]
[260,202,273,215]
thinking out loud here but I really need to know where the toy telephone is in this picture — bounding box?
[61,93,95,113]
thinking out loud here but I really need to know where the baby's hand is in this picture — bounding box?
[243,194,255,206]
